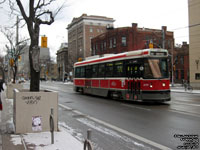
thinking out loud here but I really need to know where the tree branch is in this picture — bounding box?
[0,0,5,4]
[37,11,54,25]
[16,0,28,22]
[34,0,56,12]
[30,0,35,20]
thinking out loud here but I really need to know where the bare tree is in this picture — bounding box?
[12,0,65,91]
[1,27,27,83]
[0,0,6,4]
[0,56,6,82]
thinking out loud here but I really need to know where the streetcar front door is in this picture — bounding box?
[126,64,141,100]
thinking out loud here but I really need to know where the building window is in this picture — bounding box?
[96,43,98,52]
[90,28,93,32]
[92,44,95,55]
[174,56,178,64]
[180,56,184,65]
[175,70,178,79]
[121,36,127,46]
[181,70,184,79]
[168,40,171,49]
[113,38,116,48]
[104,41,106,50]
[101,42,103,51]
[109,38,112,48]
[195,73,200,80]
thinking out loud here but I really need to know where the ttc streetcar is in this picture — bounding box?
[73,49,171,102]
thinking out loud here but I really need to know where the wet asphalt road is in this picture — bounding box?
[28,82,200,150]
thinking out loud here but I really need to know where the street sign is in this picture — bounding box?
[41,36,47,48]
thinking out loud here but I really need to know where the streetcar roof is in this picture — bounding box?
[74,48,168,67]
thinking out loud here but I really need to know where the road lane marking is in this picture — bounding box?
[121,104,151,111]
[171,101,200,107]
[173,99,195,102]
[59,104,172,150]
[168,109,200,118]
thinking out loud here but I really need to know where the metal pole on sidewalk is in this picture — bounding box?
[83,129,93,150]
[50,108,54,144]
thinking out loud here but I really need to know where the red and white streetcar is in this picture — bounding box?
[73,48,171,102]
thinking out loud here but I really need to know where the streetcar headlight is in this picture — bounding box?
[162,83,166,87]
[150,84,153,88]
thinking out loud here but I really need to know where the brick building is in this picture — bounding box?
[91,23,174,56]
[67,14,115,73]
[56,43,68,81]
[171,42,189,83]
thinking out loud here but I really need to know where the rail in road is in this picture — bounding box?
[40,82,200,118]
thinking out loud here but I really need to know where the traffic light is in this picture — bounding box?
[10,58,14,66]
[18,55,21,61]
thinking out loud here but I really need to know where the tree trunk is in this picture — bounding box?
[29,45,40,91]
[13,65,17,84]
[29,24,40,92]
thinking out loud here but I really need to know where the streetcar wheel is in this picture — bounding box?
[75,87,79,92]
[81,88,85,94]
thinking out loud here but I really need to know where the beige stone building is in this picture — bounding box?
[56,43,68,81]
[188,0,200,88]
[67,14,115,72]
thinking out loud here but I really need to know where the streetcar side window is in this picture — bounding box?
[86,65,92,78]
[98,63,105,77]
[114,61,124,77]
[75,67,81,78]
[105,62,113,77]
[92,64,99,78]
[80,67,85,78]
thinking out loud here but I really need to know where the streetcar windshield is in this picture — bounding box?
[143,58,168,79]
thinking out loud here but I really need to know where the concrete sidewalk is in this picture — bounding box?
[170,84,200,94]
[0,86,25,150]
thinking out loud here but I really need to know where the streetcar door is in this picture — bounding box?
[126,62,142,100]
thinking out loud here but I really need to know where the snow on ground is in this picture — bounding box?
[63,82,73,85]
[10,124,83,150]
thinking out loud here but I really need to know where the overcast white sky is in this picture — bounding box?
[0,0,189,60]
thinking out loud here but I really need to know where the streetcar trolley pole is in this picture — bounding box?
[49,108,54,144]
[83,129,93,150]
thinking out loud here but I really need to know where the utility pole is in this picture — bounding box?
[16,16,19,81]
[162,26,165,49]
[16,16,19,46]
[171,40,174,87]
[62,61,65,82]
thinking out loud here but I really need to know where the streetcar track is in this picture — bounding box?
[171,101,200,107]
[59,103,172,150]
[168,109,200,118]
